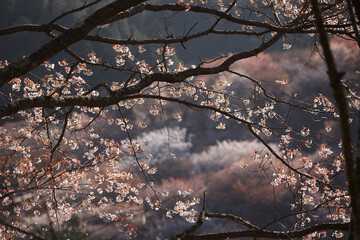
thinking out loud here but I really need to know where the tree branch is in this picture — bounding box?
[48,0,102,26]
[0,219,46,240]
[177,222,349,239]
[310,0,360,236]
[0,33,281,118]
[0,0,146,87]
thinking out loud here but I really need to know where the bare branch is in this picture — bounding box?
[174,222,349,239]
[205,212,259,230]
[48,0,102,26]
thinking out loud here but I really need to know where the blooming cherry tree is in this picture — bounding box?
[0,0,359,239]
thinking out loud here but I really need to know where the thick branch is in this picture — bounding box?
[351,0,360,22]
[310,0,360,236]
